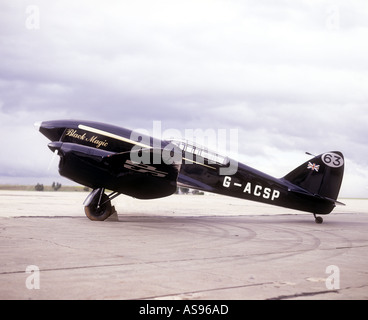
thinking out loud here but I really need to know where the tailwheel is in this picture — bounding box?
[84,188,113,221]
[314,214,323,224]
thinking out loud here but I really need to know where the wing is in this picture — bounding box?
[103,148,181,199]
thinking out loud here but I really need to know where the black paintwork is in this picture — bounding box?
[37,120,345,220]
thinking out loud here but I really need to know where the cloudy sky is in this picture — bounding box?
[0,0,367,197]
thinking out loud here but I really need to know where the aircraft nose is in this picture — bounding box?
[48,141,63,152]
[34,121,42,131]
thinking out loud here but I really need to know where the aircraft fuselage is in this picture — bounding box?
[37,120,344,222]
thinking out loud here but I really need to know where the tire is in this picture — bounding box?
[84,193,113,221]
[315,216,323,224]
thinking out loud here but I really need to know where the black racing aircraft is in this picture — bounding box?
[36,120,345,223]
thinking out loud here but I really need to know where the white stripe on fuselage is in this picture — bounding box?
[78,124,217,170]
[78,124,152,149]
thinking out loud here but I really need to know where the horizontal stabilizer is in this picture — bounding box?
[288,188,346,206]
[326,198,346,206]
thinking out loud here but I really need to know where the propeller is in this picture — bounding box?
[34,121,62,172]
[47,142,63,171]
[47,149,59,171]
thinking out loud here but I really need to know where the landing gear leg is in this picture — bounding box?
[313,214,323,224]
[84,188,116,221]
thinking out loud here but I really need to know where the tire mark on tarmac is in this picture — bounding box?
[134,281,276,300]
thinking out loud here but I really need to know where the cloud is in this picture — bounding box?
[0,0,367,197]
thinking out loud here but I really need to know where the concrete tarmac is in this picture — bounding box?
[0,191,367,300]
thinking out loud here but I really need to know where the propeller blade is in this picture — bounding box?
[47,150,58,171]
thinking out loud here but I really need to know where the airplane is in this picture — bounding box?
[35,120,345,224]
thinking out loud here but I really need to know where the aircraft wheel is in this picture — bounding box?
[315,216,323,224]
[84,193,112,221]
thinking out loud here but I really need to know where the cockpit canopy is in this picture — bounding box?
[169,139,229,165]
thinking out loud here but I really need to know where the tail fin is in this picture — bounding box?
[283,151,344,202]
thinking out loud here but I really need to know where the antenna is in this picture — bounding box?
[305,152,316,157]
